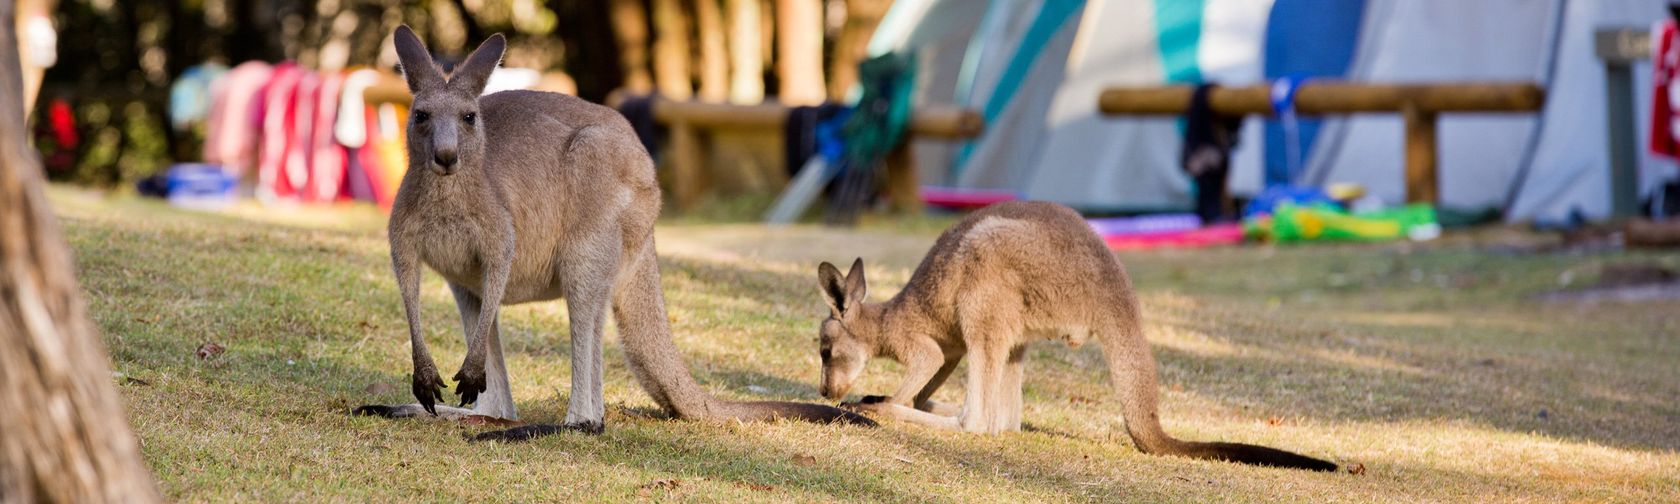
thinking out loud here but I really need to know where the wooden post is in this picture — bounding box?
[608,0,654,93]
[726,0,764,104]
[695,0,729,103]
[775,0,826,105]
[1402,103,1439,204]
[884,144,921,213]
[1597,27,1652,218]
[668,121,706,210]
[651,0,693,100]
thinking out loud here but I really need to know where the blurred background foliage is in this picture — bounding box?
[39,0,887,188]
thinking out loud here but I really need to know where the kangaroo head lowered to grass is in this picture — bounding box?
[812,201,1335,471]
[353,26,873,438]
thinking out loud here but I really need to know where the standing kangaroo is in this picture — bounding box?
[354,27,872,438]
[813,201,1334,471]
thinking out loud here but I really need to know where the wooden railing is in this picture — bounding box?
[626,96,983,211]
[1097,82,1546,204]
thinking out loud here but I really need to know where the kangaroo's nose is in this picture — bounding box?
[433,150,457,171]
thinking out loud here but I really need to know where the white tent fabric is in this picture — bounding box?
[1304,0,1557,214]
[1020,0,1185,210]
[1510,0,1678,220]
[954,1,1084,192]
[877,0,1678,220]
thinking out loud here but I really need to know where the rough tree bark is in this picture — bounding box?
[0,0,161,500]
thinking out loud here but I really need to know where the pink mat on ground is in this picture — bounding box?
[1101,223,1245,251]
[919,187,1018,209]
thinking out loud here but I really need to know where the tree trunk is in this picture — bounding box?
[608,0,654,94]
[774,0,825,105]
[724,0,762,103]
[694,0,728,102]
[0,0,161,500]
[650,0,693,100]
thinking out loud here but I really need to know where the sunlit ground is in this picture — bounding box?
[50,187,1680,502]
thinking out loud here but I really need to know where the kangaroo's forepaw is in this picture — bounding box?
[451,367,487,407]
[469,422,604,443]
[858,395,890,404]
[412,368,447,416]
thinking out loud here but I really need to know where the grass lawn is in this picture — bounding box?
[49,187,1680,502]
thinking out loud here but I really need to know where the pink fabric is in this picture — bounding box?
[310,71,349,202]
[257,63,303,202]
[203,61,272,175]
[291,71,320,199]
[1102,224,1245,251]
[919,187,1019,209]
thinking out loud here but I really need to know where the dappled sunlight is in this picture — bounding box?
[48,190,1680,501]
[1299,347,1433,378]
[1147,323,1244,359]
[1331,310,1558,336]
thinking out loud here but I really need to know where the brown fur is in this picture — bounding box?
[815,201,1333,470]
[353,27,873,437]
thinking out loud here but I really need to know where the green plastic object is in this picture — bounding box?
[827,53,917,225]
[1248,203,1439,243]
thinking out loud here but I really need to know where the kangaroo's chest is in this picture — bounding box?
[403,211,493,286]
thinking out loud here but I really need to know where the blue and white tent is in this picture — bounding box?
[879,0,1679,221]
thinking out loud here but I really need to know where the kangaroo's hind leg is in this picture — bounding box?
[999,345,1025,431]
[555,233,624,433]
[449,283,516,419]
[955,298,1024,434]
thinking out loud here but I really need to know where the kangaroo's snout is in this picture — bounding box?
[432,149,457,175]
[820,374,850,400]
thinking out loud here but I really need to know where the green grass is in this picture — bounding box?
[50,187,1680,502]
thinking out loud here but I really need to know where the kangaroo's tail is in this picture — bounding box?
[1100,312,1334,471]
[610,242,876,427]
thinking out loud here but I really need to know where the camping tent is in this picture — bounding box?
[882,0,1680,221]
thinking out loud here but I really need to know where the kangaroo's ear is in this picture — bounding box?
[449,33,506,96]
[843,258,867,309]
[817,261,846,317]
[393,25,444,93]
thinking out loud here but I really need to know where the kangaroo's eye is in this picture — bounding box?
[819,348,832,363]
[463,112,476,125]
[413,111,430,124]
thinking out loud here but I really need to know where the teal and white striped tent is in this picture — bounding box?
[875,0,1677,221]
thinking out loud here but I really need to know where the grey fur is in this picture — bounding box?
[358,27,872,434]
[815,201,1334,470]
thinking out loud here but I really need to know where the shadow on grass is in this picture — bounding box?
[67,200,1680,501]
[652,252,1680,454]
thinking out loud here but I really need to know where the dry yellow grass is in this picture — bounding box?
[49,187,1680,502]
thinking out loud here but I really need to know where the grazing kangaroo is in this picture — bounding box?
[353,27,873,438]
[813,201,1335,471]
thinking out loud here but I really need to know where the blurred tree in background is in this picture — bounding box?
[35,0,887,189]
